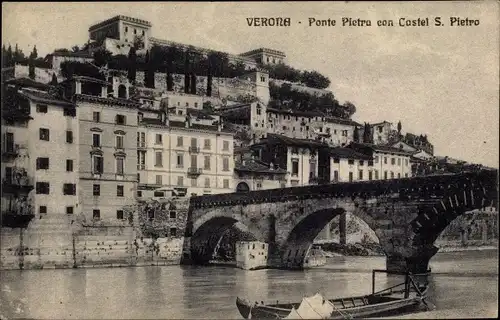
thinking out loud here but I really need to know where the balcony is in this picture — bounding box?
[2,144,19,159]
[187,167,203,177]
[1,198,34,228]
[137,143,147,150]
[189,146,200,153]
[2,169,34,194]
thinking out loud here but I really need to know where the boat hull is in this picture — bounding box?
[236,295,425,319]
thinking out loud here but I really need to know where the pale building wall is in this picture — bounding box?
[235,241,268,270]
[78,100,138,221]
[287,147,318,187]
[373,151,412,179]
[51,55,94,71]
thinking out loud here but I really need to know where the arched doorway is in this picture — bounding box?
[236,182,250,193]
[118,84,127,99]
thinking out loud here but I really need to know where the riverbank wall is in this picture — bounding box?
[0,199,189,270]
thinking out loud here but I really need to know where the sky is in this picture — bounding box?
[2,1,499,168]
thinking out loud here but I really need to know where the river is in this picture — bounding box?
[0,250,497,319]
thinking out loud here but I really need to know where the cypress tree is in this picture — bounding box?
[184,52,190,94]
[28,48,36,80]
[50,73,58,85]
[190,73,196,94]
[207,58,212,97]
[127,47,137,84]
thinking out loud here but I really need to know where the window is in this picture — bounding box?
[36,182,50,194]
[155,151,163,167]
[116,210,124,220]
[170,211,176,219]
[256,107,261,115]
[223,179,229,189]
[92,133,101,147]
[260,76,266,82]
[66,131,73,143]
[137,132,146,147]
[191,178,197,187]
[405,159,409,166]
[390,172,394,179]
[63,183,76,195]
[391,158,396,165]
[176,154,184,168]
[190,137,197,148]
[255,123,259,127]
[348,172,353,182]
[384,171,388,179]
[223,141,229,151]
[116,135,124,149]
[222,157,229,171]
[177,136,183,147]
[36,104,48,113]
[170,227,177,237]
[93,184,100,196]
[117,185,124,197]
[358,170,363,180]
[368,171,373,181]
[384,157,388,164]
[66,159,73,172]
[116,157,124,175]
[204,139,211,149]
[292,161,299,175]
[137,173,140,182]
[125,26,128,32]
[66,206,74,215]
[155,134,162,144]
[333,158,340,164]
[142,30,145,36]
[397,173,401,178]
[93,210,100,220]
[204,156,211,170]
[137,191,142,197]
[204,177,210,188]
[333,170,339,182]
[93,112,100,122]
[36,157,49,170]
[39,206,47,214]
[359,160,364,166]
[154,191,165,197]
[177,176,184,186]
[348,159,354,165]
[368,160,374,166]
[405,173,409,178]
[92,155,103,174]
[134,29,137,35]
[156,175,162,185]
[115,115,126,125]
[397,158,401,166]
[375,170,379,180]
[39,128,49,141]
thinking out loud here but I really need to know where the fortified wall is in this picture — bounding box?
[0,199,189,270]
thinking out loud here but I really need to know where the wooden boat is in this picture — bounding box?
[236,269,431,319]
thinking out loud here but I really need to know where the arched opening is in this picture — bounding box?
[118,84,127,99]
[190,217,256,265]
[236,182,250,193]
[281,208,382,269]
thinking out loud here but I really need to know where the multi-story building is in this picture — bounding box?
[88,15,152,55]
[136,96,235,199]
[329,147,374,182]
[45,51,94,71]
[370,121,395,145]
[349,143,413,179]
[251,134,330,187]
[239,48,287,65]
[62,76,140,221]
[2,78,79,219]
[234,150,288,191]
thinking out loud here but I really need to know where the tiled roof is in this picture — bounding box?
[169,120,233,134]
[72,76,109,86]
[49,51,93,58]
[329,147,372,160]
[19,88,76,107]
[75,94,142,108]
[325,117,361,126]
[141,118,164,125]
[4,77,51,90]
[265,133,329,149]
[235,159,287,174]
[349,142,414,156]
[266,107,324,118]
[187,108,215,120]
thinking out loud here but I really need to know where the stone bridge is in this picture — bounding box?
[182,170,498,272]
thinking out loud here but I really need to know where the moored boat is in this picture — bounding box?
[236,269,430,319]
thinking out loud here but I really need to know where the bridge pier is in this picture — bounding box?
[386,246,438,274]
[339,212,346,245]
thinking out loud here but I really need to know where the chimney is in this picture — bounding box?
[270,162,274,170]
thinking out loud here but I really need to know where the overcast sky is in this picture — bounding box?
[3,2,499,168]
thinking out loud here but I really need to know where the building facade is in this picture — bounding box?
[234,158,288,192]
[239,48,287,65]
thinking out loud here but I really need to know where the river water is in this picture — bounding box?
[1,250,497,319]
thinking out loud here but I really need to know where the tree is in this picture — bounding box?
[144,50,156,88]
[93,48,112,67]
[127,46,137,84]
[397,121,402,136]
[342,101,356,119]
[190,73,196,94]
[353,126,360,142]
[32,45,38,60]
[71,45,80,53]
[28,48,36,80]
[50,73,58,85]
[207,62,213,97]
[363,122,373,143]
[184,51,190,94]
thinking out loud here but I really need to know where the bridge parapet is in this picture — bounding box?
[190,170,498,209]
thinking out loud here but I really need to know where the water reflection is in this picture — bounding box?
[0,250,497,319]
